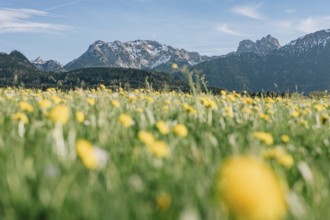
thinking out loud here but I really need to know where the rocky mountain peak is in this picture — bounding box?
[64,40,214,72]
[237,35,281,55]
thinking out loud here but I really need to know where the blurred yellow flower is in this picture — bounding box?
[76,139,108,170]
[19,101,34,113]
[264,148,294,168]
[182,103,197,115]
[12,112,29,124]
[254,132,274,145]
[156,192,171,210]
[87,98,96,106]
[156,121,170,135]
[171,63,178,70]
[118,113,134,128]
[38,99,52,109]
[76,139,97,169]
[173,124,188,138]
[76,111,85,123]
[111,99,120,108]
[218,156,287,220]
[147,141,170,158]
[280,135,290,144]
[138,131,155,145]
[48,105,70,125]
[201,97,217,110]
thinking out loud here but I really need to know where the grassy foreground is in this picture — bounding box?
[0,87,329,220]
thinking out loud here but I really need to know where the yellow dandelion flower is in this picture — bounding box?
[145,96,154,103]
[76,139,97,169]
[320,114,328,124]
[280,135,290,144]
[254,132,274,145]
[259,113,270,122]
[12,112,29,124]
[147,141,170,158]
[87,98,96,106]
[38,99,52,109]
[48,105,70,125]
[263,148,294,169]
[218,156,287,220]
[314,104,324,112]
[291,110,300,118]
[173,124,188,138]
[201,97,217,110]
[171,63,178,70]
[76,111,85,123]
[19,101,34,113]
[51,95,62,104]
[138,131,155,145]
[156,121,170,135]
[118,113,134,128]
[111,99,120,108]
[156,192,171,210]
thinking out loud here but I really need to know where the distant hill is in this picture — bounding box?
[194,30,330,93]
[57,67,190,91]
[0,51,189,91]
[31,57,66,73]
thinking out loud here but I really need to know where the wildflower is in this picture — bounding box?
[19,101,34,113]
[182,103,197,115]
[76,111,85,123]
[48,105,70,125]
[38,99,52,109]
[264,148,294,169]
[111,99,120,108]
[145,96,154,103]
[314,104,324,112]
[201,97,217,110]
[156,121,170,135]
[12,112,29,124]
[224,106,234,118]
[259,113,270,122]
[291,110,300,118]
[254,132,274,145]
[173,124,188,138]
[138,131,155,145]
[51,95,62,104]
[320,114,328,124]
[156,192,171,210]
[118,113,134,128]
[280,135,290,144]
[87,98,96,106]
[147,141,170,158]
[171,63,178,70]
[218,156,287,220]
[76,139,108,170]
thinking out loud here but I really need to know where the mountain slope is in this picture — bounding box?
[31,57,66,72]
[0,51,47,86]
[64,40,213,72]
[195,30,330,93]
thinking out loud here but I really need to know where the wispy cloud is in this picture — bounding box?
[286,9,296,14]
[0,8,71,34]
[46,0,86,12]
[274,16,330,34]
[215,24,247,37]
[231,3,264,20]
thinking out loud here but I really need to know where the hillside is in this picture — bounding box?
[194,30,330,93]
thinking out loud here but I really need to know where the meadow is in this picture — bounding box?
[0,86,329,220]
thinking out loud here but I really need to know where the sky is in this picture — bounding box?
[1,0,330,64]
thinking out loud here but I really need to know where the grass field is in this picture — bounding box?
[0,86,329,220]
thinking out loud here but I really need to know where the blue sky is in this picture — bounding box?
[1,0,330,64]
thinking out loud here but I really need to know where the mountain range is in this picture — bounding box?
[3,29,330,92]
[194,29,330,92]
